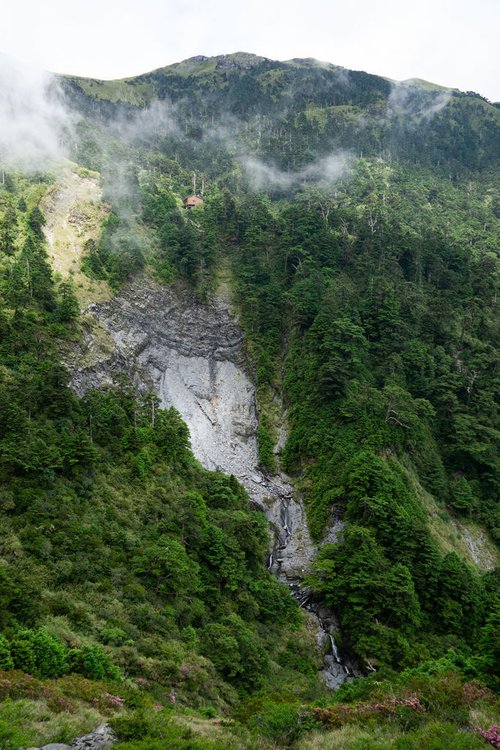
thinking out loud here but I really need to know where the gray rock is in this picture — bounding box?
[70,723,115,749]
[70,279,316,578]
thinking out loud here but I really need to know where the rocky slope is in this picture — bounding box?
[69,276,360,686]
[41,163,110,306]
[70,277,315,579]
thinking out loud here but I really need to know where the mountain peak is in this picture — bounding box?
[167,51,270,75]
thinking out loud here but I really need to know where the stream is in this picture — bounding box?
[268,493,361,688]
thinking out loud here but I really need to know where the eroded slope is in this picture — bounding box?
[70,277,315,580]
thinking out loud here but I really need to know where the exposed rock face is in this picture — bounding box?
[70,276,359,684]
[71,277,315,579]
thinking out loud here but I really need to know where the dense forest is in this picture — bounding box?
[0,53,498,749]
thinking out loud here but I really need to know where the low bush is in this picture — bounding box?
[68,644,121,682]
[248,701,304,746]
[0,635,13,670]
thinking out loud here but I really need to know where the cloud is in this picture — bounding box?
[0,54,76,171]
[388,81,452,121]
[108,98,180,143]
[240,151,352,190]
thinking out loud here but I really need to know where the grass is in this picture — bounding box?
[71,78,154,106]
[40,161,112,306]
[296,722,489,749]
[109,705,298,750]
[404,462,498,571]
[0,697,103,747]
[64,313,117,370]
[0,664,497,750]
[304,104,364,129]
[297,724,399,750]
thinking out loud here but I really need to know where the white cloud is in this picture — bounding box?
[241,151,352,190]
[0,54,75,171]
[388,83,452,120]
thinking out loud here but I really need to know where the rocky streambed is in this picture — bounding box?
[70,277,360,687]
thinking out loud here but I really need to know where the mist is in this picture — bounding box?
[108,98,180,144]
[388,81,452,121]
[0,54,76,172]
[240,151,352,191]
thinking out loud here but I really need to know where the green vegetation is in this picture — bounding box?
[0,177,321,728]
[0,54,498,747]
[223,161,499,675]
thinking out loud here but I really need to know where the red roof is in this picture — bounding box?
[183,195,204,207]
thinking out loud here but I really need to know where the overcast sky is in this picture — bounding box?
[1,0,499,100]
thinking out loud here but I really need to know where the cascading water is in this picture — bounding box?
[70,277,362,688]
[329,634,340,663]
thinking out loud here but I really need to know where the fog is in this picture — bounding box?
[388,82,452,121]
[240,151,353,190]
[0,54,76,172]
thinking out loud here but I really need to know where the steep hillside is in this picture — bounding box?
[63,52,500,178]
[0,52,498,748]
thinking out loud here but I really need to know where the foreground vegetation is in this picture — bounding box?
[0,660,498,749]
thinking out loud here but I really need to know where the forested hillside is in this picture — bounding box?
[0,53,498,749]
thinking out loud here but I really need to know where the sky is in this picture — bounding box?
[1,0,499,101]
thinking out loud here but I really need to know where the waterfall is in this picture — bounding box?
[329,634,341,663]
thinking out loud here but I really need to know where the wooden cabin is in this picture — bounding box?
[183,195,204,209]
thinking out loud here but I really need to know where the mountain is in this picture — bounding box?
[62,52,499,176]
[0,53,498,748]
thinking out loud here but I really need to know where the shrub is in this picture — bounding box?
[393,721,486,749]
[30,629,67,678]
[109,712,149,740]
[0,634,13,670]
[68,644,121,681]
[10,636,36,675]
[100,627,130,646]
[10,629,68,678]
[248,701,304,746]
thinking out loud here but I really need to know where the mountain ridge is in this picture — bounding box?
[63,51,482,100]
